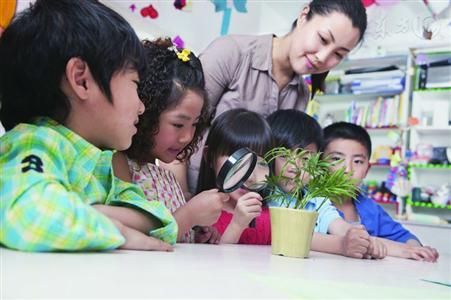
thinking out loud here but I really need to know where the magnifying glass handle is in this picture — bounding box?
[249,218,256,228]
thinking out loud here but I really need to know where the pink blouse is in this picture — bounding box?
[128,159,194,243]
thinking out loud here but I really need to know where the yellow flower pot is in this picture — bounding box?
[270,207,318,258]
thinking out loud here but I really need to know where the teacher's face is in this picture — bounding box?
[289,10,360,75]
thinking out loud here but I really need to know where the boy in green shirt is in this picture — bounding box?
[0,0,177,251]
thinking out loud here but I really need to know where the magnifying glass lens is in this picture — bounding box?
[243,158,269,192]
[222,152,254,190]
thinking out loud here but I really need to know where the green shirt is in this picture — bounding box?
[0,118,177,251]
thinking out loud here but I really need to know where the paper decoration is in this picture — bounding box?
[0,0,17,32]
[174,0,186,10]
[361,0,375,8]
[361,0,400,8]
[172,35,185,49]
[174,0,193,12]
[141,4,159,19]
[210,0,248,36]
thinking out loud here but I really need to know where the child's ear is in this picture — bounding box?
[64,57,92,100]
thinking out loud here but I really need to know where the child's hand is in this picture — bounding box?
[341,225,371,258]
[189,189,230,226]
[402,245,439,262]
[194,226,221,244]
[231,192,262,228]
[111,220,173,251]
[367,237,387,259]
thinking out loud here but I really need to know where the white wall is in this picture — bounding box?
[14,1,450,56]
[101,0,451,57]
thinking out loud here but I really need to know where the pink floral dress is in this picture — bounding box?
[128,159,194,243]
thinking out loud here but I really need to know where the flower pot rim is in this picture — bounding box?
[269,207,319,214]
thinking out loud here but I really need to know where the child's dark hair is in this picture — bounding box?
[196,109,274,193]
[267,109,323,151]
[292,0,367,99]
[0,0,144,130]
[322,122,372,158]
[126,38,209,164]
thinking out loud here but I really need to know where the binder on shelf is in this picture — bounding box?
[416,56,451,90]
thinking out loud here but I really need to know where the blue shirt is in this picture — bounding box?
[266,188,340,234]
[337,193,420,243]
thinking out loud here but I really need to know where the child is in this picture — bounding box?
[113,38,228,243]
[197,109,271,244]
[323,122,439,262]
[0,0,176,252]
[267,109,385,259]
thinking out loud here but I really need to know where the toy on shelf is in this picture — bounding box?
[371,145,392,165]
[363,180,398,209]
[412,184,450,207]
[385,148,411,216]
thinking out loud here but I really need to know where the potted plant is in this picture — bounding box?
[264,147,358,258]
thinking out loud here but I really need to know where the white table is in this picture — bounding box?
[1,244,450,299]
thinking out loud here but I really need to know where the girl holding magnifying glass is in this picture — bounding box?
[197,109,273,244]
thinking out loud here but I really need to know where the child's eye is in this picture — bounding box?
[173,124,183,129]
[318,34,327,44]
[354,160,364,165]
[331,156,341,161]
[192,122,199,128]
[133,80,140,87]
[335,52,344,59]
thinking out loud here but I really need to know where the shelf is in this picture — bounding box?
[317,91,403,102]
[413,87,451,93]
[337,54,407,70]
[365,126,400,132]
[407,200,451,210]
[411,126,451,133]
[370,163,391,168]
[374,200,398,205]
[408,163,451,169]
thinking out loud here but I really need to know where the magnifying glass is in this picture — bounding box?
[216,148,270,228]
[216,148,257,193]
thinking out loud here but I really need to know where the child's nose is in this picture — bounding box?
[179,128,194,144]
[344,161,353,173]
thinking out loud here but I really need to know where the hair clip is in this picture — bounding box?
[169,45,191,62]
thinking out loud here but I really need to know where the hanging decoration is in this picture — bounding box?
[361,0,375,8]
[361,0,401,8]
[172,35,185,49]
[141,4,159,19]
[0,0,17,35]
[210,0,248,36]
[174,0,186,10]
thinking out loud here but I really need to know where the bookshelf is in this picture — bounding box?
[318,49,451,225]
[405,47,451,224]
[316,54,412,189]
